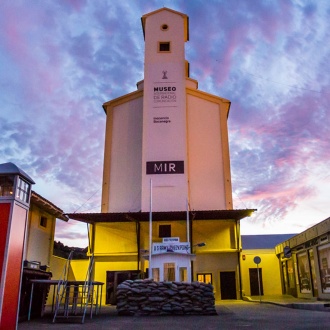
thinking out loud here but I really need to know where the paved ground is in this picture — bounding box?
[18,296,330,330]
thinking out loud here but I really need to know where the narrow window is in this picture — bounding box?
[0,175,14,197]
[16,177,30,203]
[159,224,171,238]
[152,268,160,282]
[40,216,48,228]
[159,42,170,52]
[180,267,187,282]
[164,263,175,281]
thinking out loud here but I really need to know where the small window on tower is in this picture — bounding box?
[159,224,171,238]
[159,42,170,52]
[40,216,48,228]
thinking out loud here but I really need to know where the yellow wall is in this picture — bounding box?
[93,256,139,304]
[89,219,240,303]
[70,259,90,281]
[240,249,282,296]
[194,252,239,300]
[93,220,237,256]
[47,256,68,305]
[94,222,138,255]
[47,256,90,305]
[25,203,56,265]
[193,220,237,251]
[140,220,189,247]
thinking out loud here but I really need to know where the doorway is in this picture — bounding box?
[249,268,263,296]
[220,271,237,299]
[106,270,141,304]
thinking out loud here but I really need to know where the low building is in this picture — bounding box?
[275,217,330,300]
[25,191,68,267]
[241,234,295,297]
[20,191,68,320]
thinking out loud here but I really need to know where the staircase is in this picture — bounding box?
[52,252,95,323]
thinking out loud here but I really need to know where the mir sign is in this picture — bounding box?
[146,161,184,174]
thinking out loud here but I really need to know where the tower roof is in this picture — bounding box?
[0,162,35,184]
[141,7,189,41]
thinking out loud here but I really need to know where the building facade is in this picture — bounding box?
[25,191,68,266]
[276,217,330,300]
[68,8,254,302]
[241,234,295,297]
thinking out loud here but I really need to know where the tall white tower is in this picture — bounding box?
[141,8,189,212]
[102,8,233,213]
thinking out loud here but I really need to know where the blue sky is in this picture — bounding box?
[1,0,330,247]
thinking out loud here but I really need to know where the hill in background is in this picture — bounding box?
[53,241,89,259]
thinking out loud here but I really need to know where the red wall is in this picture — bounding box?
[0,203,28,329]
[0,203,11,282]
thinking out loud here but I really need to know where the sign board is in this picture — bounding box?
[254,256,261,265]
[284,246,292,258]
[146,161,184,174]
[163,237,180,243]
[152,242,190,255]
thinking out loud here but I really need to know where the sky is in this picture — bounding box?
[1,0,330,248]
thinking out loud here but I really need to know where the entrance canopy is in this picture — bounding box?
[66,209,256,224]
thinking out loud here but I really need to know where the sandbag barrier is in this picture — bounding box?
[116,279,217,315]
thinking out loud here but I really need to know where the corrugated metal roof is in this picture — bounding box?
[66,209,256,224]
[31,191,68,221]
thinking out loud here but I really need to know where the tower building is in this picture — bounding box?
[68,8,255,302]
[102,8,233,214]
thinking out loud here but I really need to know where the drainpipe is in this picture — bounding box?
[190,213,193,282]
[136,221,140,271]
[236,219,243,300]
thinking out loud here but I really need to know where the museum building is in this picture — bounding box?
[68,7,255,303]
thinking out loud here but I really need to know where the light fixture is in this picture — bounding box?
[194,242,206,247]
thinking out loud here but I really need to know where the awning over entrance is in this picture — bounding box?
[65,209,256,224]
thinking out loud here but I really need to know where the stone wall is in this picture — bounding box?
[116,279,217,315]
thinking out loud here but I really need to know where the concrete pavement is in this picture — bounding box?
[243,294,330,312]
[18,295,330,329]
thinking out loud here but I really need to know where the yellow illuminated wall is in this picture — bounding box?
[94,222,138,255]
[193,220,237,251]
[194,252,239,300]
[240,249,282,296]
[92,220,237,256]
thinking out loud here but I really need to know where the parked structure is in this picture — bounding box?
[276,217,330,300]
[68,7,255,303]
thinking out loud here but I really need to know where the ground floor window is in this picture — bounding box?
[152,268,160,282]
[297,252,311,293]
[164,263,175,281]
[287,259,295,289]
[197,273,212,284]
[282,259,296,294]
[318,243,330,293]
[179,267,188,282]
[309,249,318,295]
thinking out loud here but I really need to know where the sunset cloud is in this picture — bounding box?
[1,0,329,246]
